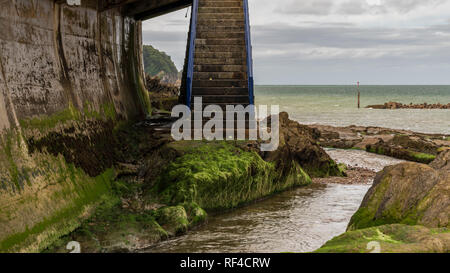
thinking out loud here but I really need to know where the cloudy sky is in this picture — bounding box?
[142,0,450,85]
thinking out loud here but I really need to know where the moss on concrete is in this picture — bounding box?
[0,101,122,253]
[0,163,115,253]
[18,102,117,132]
[315,224,450,253]
[126,23,152,116]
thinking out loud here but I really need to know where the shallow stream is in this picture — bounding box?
[145,149,405,253]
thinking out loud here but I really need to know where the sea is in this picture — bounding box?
[255,85,450,135]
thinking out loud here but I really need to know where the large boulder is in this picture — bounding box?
[316,224,450,253]
[348,151,450,231]
[264,112,343,178]
[430,150,450,171]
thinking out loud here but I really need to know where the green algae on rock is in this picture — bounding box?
[151,141,312,211]
[315,224,450,253]
[347,159,449,231]
[315,150,450,253]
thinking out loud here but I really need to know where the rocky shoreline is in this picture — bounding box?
[310,124,449,164]
[366,101,450,109]
[4,103,447,253]
[313,167,376,185]
[145,75,180,112]
[42,114,449,253]
[316,150,449,253]
[45,112,345,253]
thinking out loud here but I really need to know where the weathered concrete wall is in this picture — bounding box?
[0,0,149,128]
[0,0,154,252]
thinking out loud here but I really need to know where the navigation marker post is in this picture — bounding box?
[357,81,361,109]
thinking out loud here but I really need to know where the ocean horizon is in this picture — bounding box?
[255,85,450,134]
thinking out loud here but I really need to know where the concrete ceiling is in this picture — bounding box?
[102,0,192,20]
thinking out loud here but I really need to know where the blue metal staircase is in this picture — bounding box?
[184,0,254,109]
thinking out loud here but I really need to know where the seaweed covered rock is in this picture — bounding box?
[366,136,437,164]
[310,124,448,163]
[315,224,450,253]
[154,206,189,236]
[150,141,312,211]
[45,200,205,253]
[264,112,343,178]
[347,151,450,231]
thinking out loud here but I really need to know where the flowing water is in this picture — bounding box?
[255,85,450,134]
[145,149,405,253]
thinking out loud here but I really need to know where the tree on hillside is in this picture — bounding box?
[142,45,180,84]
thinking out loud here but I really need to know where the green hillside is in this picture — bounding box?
[142,45,179,83]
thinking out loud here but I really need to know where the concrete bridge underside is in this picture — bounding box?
[0,0,193,253]
[0,0,191,132]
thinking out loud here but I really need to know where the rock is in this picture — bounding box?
[310,124,448,163]
[366,138,437,164]
[430,150,450,171]
[151,140,312,211]
[315,224,450,253]
[154,206,190,236]
[365,104,385,109]
[348,160,449,231]
[316,150,450,253]
[365,102,450,109]
[265,112,343,178]
[145,75,180,111]
[353,136,381,150]
[313,167,376,185]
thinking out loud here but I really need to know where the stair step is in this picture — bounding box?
[198,13,243,20]
[197,25,245,32]
[194,72,247,80]
[193,87,248,95]
[198,7,243,13]
[199,1,243,8]
[195,58,245,65]
[193,80,247,88]
[192,95,250,104]
[195,45,245,53]
[195,38,245,46]
[196,32,245,39]
[195,51,245,59]
[194,64,246,73]
[197,19,245,26]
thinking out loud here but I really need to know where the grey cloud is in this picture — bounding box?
[142,0,450,84]
[385,0,447,14]
[275,0,335,15]
[274,0,448,16]
[142,30,187,42]
[252,23,450,49]
[337,0,388,15]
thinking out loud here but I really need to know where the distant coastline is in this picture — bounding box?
[256,85,450,135]
[366,101,450,109]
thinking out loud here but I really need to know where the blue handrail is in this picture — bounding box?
[243,0,254,105]
[186,0,199,108]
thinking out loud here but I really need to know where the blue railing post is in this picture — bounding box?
[186,0,199,108]
[243,0,254,105]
